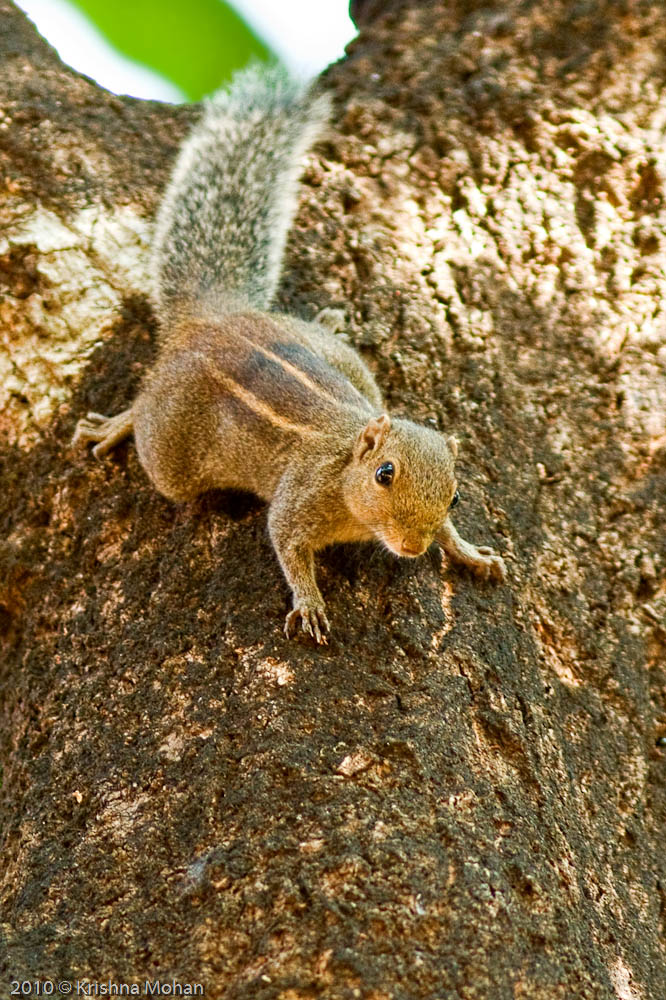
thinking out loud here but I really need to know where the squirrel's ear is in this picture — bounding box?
[446,435,459,458]
[354,414,391,460]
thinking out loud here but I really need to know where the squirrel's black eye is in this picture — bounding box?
[450,489,460,509]
[375,462,394,486]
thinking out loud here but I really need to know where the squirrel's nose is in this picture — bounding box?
[400,539,426,557]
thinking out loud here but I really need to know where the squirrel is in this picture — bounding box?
[73,64,506,644]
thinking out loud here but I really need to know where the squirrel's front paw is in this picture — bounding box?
[470,547,507,582]
[284,604,330,645]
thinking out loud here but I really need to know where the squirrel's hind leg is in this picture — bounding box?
[72,408,133,459]
[314,307,348,336]
[312,310,384,411]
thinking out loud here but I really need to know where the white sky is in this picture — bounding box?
[15,0,357,102]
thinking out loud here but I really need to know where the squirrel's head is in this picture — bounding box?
[342,414,459,558]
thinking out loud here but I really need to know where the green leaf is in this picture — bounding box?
[68,0,273,100]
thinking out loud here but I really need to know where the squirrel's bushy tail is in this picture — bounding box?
[152,64,330,325]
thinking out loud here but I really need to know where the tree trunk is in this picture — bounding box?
[1,1,665,997]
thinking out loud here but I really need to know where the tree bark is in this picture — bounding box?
[1,1,665,997]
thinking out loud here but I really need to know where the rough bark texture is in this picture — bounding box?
[1,1,665,997]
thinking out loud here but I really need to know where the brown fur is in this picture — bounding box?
[72,68,506,643]
[73,308,506,642]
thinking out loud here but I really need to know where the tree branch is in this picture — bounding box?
[1,1,665,997]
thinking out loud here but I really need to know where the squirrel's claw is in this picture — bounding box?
[72,408,134,459]
[470,548,507,582]
[284,605,330,645]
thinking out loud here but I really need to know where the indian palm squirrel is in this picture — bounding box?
[73,65,506,644]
